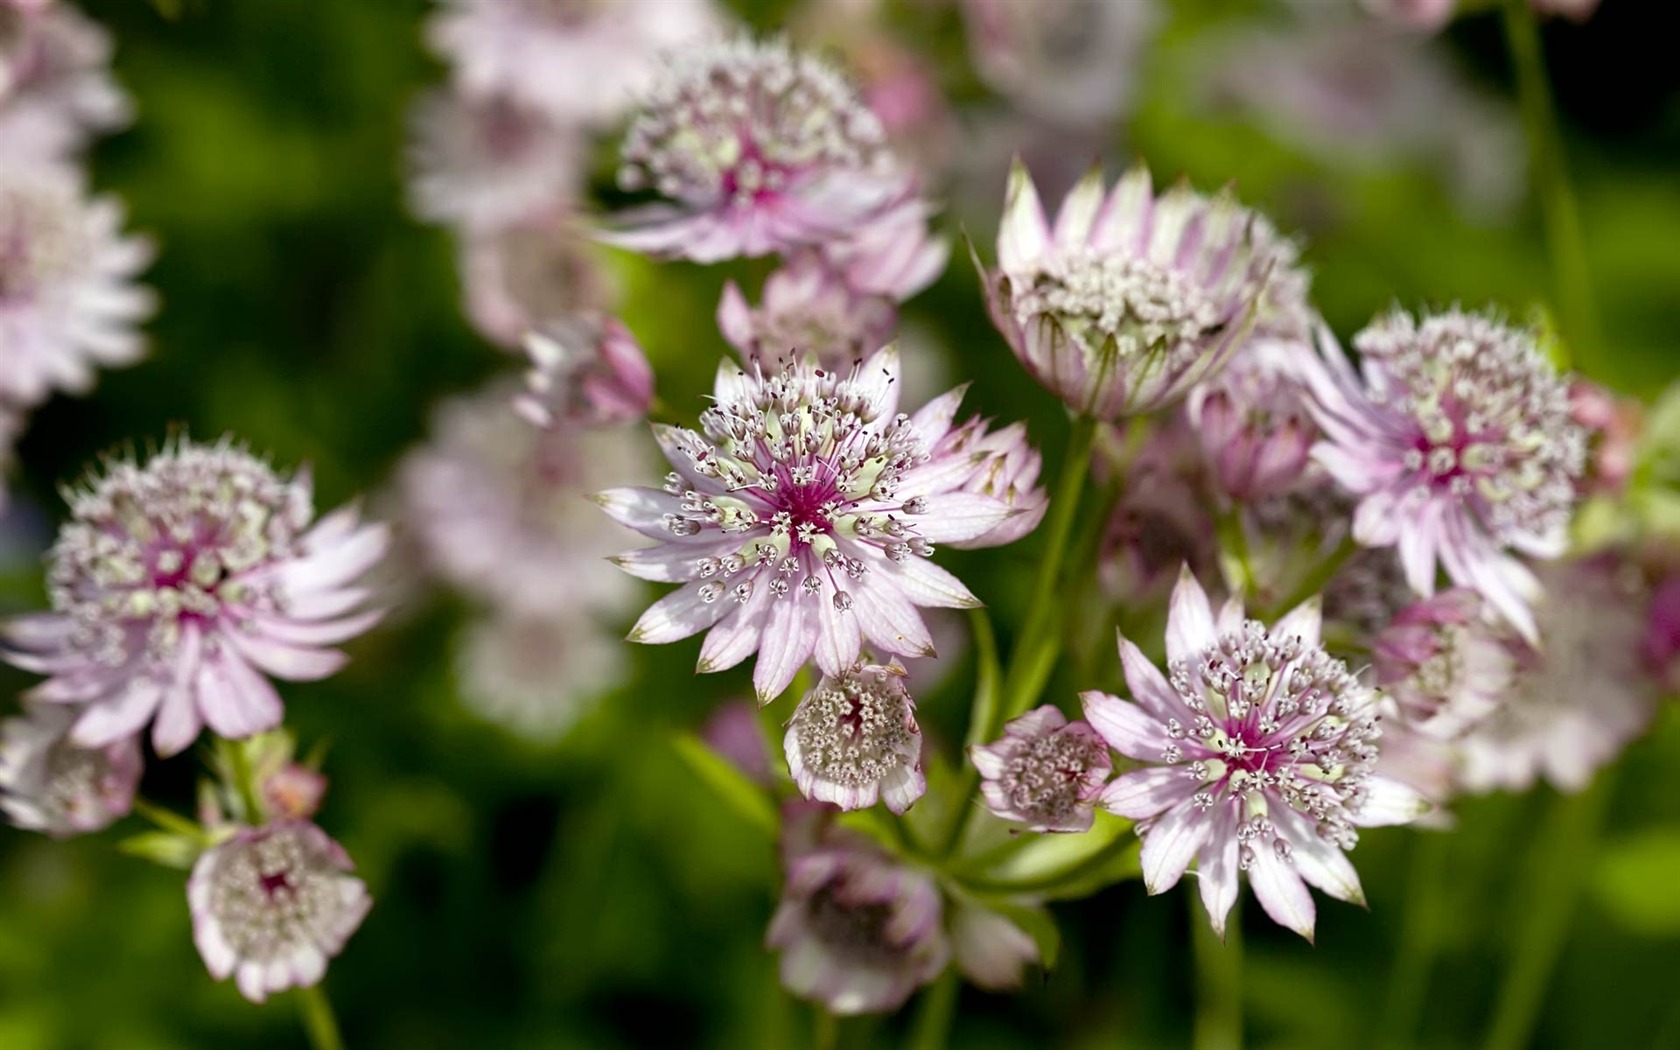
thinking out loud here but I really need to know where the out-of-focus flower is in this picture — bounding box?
[0,163,154,408]
[188,819,371,1004]
[426,0,721,130]
[960,0,1159,127]
[0,2,129,163]
[606,35,913,263]
[784,660,924,813]
[399,384,644,620]
[971,705,1110,832]
[1191,22,1522,217]
[717,255,898,372]
[515,314,654,428]
[1305,309,1585,641]
[458,218,614,349]
[1373,589,1512,738]
[1457,558,1659,794]
[821,198,949,302]
[948,897,1041,990]
[0,439,389,757]
[701,699,773,784]
[407,91,579,234]
[1188,339,1320,502]
[1569,378,1641,497]
[1361,0,1457,30]
[598,348,1036,701]
[768,804,948,1014]
[1099,419,1218,605]
[1321,543,1410,649]
[454,611,624,744]
[0,701,140,836]
[1085,569,1428,939]
[1642,574,1680,690]
[981,161,1269,418]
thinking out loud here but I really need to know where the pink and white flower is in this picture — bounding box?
[0,2,129,164]
[515,314,654,428]
[1373,589,1512,739]
[717,254,899,373]
[598,347,1039,701]
[784,659,924,814]
[454,611,625,744]
[819,197,949,302]
[932,416,1048,549]
[458,218,614,349]
[960,0,1159,127]
[188,819,371,1004]
[605,35,914,263]
[768,804,948,1014]
[426,0,721,130]
[0,701,140,836]
[406,90,580,234]
[972,705,1111,832]
[1084,569,1429,939]
[1304,308,1586,641]
[0,162,154,408]
[1187,338,1321,503]
[981,161,1270,418]
[0,439,389,757]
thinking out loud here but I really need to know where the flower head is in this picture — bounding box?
[1373,589,1512,738]
[768,804,948,1014]
[0,438,389,756]
[1305,308,1587,641]
[188,819,371,1004]
[784,660,924,814]
[407,90,579,234]
[515,314,654,428]
[454,610,625,744]
[1188,338,1320,502]
[598,347,1038,701]
[0,3,129,164]
[458,217,613,349]
[982,161,1270,418]
[819,197,949,302]
[606,35,912,263]
[972,705,1111,832]
[1084,569,1428,939]
[0,701,140,836]
[0,163,153,407]
[1457,558,1658,793]
[717,254,899,373]
[960,0,1159,126]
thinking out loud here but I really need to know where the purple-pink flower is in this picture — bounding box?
[0,701,141,836]
[598,347,1040,701]
[188,819,371,1004]
[0,2,129,164]
[605,35,914,263]
[515,314,654,428]
[717,254,898,373]
[1084,569,1428,939]
[1187,338,1320,502]
[971,705,1111,832]
[784,660,925,814]
[981,160,1269,418]
[457,218,613,349]
[1372,588,1512,739]
[1304,308,1586,641]
[0,439,389,756]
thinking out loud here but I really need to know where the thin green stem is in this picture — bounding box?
[223,739,266,826]
[1483,773,1616,1050]
[1215,503,1256,604]
[1376,832,1451,1050]
[1193,894,1243,1050]
[1502,0,1600,373]
[813,1007,840,1050]
[904,969,960,1050]
[132,797,206,840]
[939,611,1001,859]
[296,984,345,1050]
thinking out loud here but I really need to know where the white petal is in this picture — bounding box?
[1140,801,1210,894]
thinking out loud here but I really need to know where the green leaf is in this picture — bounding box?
[984,898,1062,971]
[1592,830,1680,935]
[955,809,1140,899]
[671,733,779,840]
[117,831,203,870]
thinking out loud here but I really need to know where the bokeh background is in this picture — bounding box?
[4,0,1680,1047]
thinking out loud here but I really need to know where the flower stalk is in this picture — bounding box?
[297,984,346,1050]
[1193,895,1242,1050]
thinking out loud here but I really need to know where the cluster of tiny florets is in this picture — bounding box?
[1167,621,1381,852]
[789,665,917,790]
[997,730,1108,828]
[48,440,310,664]
[1353,309,1585,543]
[618,36,890,207]
[1014,249,1224,370]
[204,825,347,962]
[0,171,86,302]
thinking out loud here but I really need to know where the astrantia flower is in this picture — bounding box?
[606,35,913,263]
[1373,589,1512,738]
[717,255,898,373]
[1098,420,1217,605]
[981,161,1269,418]
[0,439,389,756]
[933,417,1048,549]
[1457,558,1658,793]
[458,218,613,349]
[400,383,645,620]
[454,611,625,744]
[972,705,1110,832]
[1187,338,1320,502]
[960,0,1159,126]
[0,163,154,407]
[406,90,580,234]
[819,198,949,302]
[1305,308,1587,641]
[1084,569,1428,939]
[0,3,129,163]
[768,805,948,1014]
[515,314,654,428]
[598,347,1036,701]
[0,701,140,836]
[426,0,720,129]
[784,660,925,813]
[188,820,371,1004]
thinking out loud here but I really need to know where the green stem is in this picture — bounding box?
[296,984,345,1050]
[1192,894,1243,1050]
[904,969,960,1050]
[132,797,206,840]
[1215,502,1256,604]
[813,1007,840,1050]
[939,611,1001,859]
[1376,832,1451,1050]
[223,739,266,826]
[1264,535,1357,622]
[1502,0,1600,373]
[1483,774,1616,1050]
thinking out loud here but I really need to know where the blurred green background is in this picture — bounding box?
[3,0,1680,1047]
